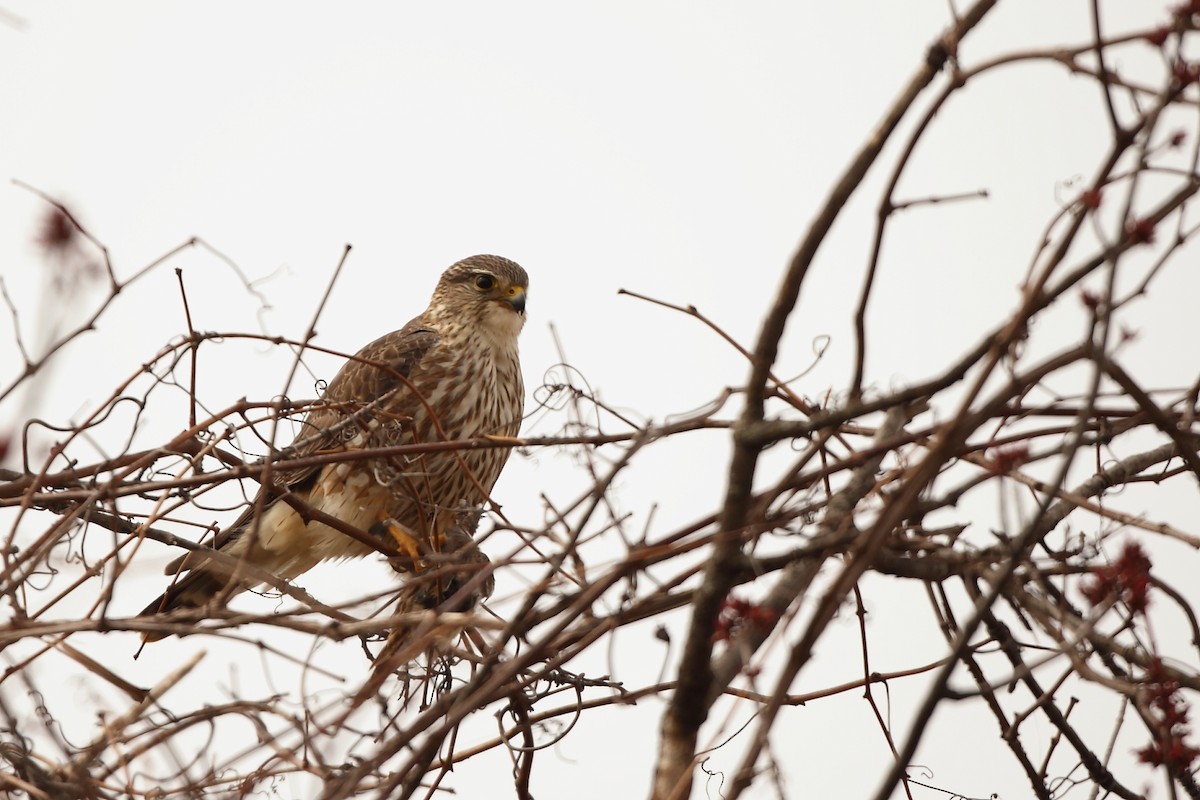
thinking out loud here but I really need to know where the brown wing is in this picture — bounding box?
[163,319,440,575]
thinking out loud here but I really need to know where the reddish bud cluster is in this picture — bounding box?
[1080,540,1152,614]
[1173,0,1200,19]
[986,444,1030,475]
[36,209,75,255]
[1080,188,1103,209]
[1145,25,1171,47]
[1170,130,1188,148]
[1136,659,1200,772]
[1125,217,1157,246]
[1079,289,1101,310]
[1171,59,1200,87]
[712,594,779,644]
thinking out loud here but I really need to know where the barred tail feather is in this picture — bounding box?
[137,564,246,642]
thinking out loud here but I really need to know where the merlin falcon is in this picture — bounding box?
[139,254,527,638]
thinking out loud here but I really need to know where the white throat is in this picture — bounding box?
[481,304,525,347]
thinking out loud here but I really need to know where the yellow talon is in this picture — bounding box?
[376,509,468,575]
[429,508,463,552]
[376,514,423,569]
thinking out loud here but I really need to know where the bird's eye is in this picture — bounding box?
[474,274,495,291]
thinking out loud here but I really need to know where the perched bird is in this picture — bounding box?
[138,254,527,639]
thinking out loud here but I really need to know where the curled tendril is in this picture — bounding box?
[496,684,583,755]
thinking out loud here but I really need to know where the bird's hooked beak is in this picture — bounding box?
[501,284,527,315]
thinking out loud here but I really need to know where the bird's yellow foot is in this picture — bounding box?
[373,515,424,572]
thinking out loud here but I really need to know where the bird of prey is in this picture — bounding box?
[138,254,527,639]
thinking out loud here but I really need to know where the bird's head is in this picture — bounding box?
[430,254,528,340]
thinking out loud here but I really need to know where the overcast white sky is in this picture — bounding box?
[1,3,1197,799]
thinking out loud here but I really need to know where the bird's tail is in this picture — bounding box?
[137,540,249,643]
